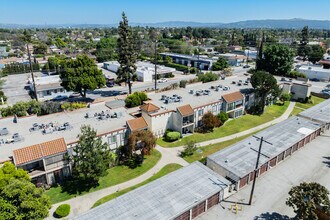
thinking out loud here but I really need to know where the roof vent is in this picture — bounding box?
[225,160,229,163]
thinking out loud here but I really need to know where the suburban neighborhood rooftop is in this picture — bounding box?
[208,116,320,179]
[75,162,230,220]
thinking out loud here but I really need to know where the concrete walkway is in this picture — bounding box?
[47,102,295,219]
[47,146,189,219]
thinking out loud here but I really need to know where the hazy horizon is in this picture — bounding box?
[1,0,330,25]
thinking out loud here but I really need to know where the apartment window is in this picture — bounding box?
[108,135,117,144]
[234,109,243,118]
[227,102,235,111]
[212,105,217,113]
[198,109,204,116]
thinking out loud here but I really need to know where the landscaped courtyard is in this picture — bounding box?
[46,150,161,204]
[157,101,290,148]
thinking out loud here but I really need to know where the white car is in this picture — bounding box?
[157,78,168,83]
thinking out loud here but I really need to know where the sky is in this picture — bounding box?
[1,0,330,25]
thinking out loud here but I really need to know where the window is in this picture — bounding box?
[234,109,243,118]
[212,105,217,113]
[227,102,235,111]
[108,135,117,144]
[198,109,204,116]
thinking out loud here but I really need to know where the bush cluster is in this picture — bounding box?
[198,72,219,83]
[125,92,148,108]
[61,102,87,111]
[0,90,8,104]
[179,80,187,88]
[217,112,229,124]
[55,204,70,218]
[165,131,180,142]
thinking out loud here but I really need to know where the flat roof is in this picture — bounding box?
[299,99,330,123]
[298,65,330,73]
[146,81,249,114]
[208,116,320,180]
[0,104,133,162]
[75,162,230,220]
[160,52,214,63]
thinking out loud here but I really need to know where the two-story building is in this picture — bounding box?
[221,91,245,118]
[13,138,70,186]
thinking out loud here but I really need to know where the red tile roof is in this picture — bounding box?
[177,104,194,117]
[140,103,160,113]
[127,117,148,131]
[222,91,244,103]
[13,138,67,165]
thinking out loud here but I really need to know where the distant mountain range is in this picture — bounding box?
[1,18,329,29]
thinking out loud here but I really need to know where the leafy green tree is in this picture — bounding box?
[308,45,325,64]
[180,140,197,157]
[262,44,295,76]
[212,57,229,71]
[71,125,116,186]
[117,12,137,94]
[300,26,309,45]
[279,92,292,103]
[33,43,48,55]
[124,92,148,108]
[55,37,66,49]
[251,71,280,114]
[95,37,117,62]
[286,182,330,220]
[60,55,105,97]
[201,112,221,133]
[0,162,51,220]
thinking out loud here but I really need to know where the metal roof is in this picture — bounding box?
[75,162,230,220]
[298,99,330,124]
[207,116,320,179]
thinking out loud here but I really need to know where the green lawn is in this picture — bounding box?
[295,96,326,109]
[157,102,289,148]
[183,132,259,163]
[92,163,183,208]
[290,96,326,117]
[290,107,304,116]
[45,150,161,204]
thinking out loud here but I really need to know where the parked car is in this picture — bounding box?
[0,128,8,136]
[243,65,250,68]
[69,93,81,98]
[231,81,236,84]
[52,95,68,101]
[281,77,286,81]
[158,78,168,83]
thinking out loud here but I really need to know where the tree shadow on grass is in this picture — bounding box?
[322,156,330,168]
[254,212,297,220]
[60,177,99,195]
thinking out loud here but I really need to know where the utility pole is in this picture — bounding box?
[197,48,200,74]
[26,44,38,101]
[248,135,272,205]
[154,40,157,91]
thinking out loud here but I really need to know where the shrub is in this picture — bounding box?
[287,70,306,78]
[165,131,180,142]
[41,101,62,115]
[280,93,292,102]
[125,92,148,108]
[180,140,197,157]
[55,204,70,218]
[217,112,229,124]
[61,102,87,111]
[198,72,219,83]
[179,80,187,88]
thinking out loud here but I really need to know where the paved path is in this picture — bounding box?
[47,102,295,219]
[47,146,189,219]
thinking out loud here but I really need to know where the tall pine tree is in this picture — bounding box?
[117,12,137,94]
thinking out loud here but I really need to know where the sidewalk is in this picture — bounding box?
[47,146,189,219]
[47,102,295,219]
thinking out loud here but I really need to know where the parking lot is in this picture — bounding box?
[197,130,330,220]
[1,73,32,104]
